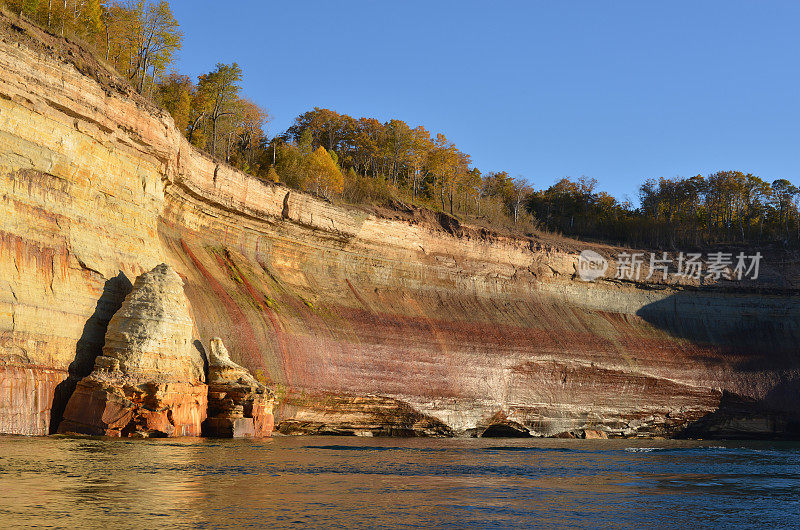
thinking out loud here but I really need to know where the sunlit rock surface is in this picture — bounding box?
[58,264,207,437]
[202,337,274,437]
[276,394,453,437]
[1,12,799,438]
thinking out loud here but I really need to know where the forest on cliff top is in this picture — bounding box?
[5,0,800,250]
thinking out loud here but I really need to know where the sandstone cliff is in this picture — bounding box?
[0,12,798,438]
[58,264,207,437]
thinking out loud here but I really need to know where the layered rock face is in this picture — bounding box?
[58,264,207,437]
[1,13,799,438]
[277,394,453,437]
[203,338,274,438]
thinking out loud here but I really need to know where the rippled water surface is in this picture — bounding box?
[1,436,799,528]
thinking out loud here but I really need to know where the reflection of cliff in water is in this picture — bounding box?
[1,436,797,527]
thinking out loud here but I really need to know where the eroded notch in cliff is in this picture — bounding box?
[282,191,290,219]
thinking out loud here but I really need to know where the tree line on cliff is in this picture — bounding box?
[275,110,800,248]
[5,0,800,248]
[2,0,270,172]
[527,172,800,248]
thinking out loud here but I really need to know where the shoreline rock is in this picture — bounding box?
[58,264,207,438]
[2,10,800,440]
[276,393,453,437]
[202,338,274,438]
[480,420,532,438]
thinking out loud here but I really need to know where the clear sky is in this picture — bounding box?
[168,1,800,201]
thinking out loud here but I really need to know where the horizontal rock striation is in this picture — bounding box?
[58,264,207,437]
[276,394,453,437]
[1,12,799,438]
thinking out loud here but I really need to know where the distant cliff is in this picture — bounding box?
[1,12,798,438]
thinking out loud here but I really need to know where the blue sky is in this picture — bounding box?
[169,1,800,201]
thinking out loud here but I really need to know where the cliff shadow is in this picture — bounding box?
[635,291,800,366]
[636,291,800,437]
[49,272,132,433]
[676,389,800,440]
[193,339,209,380]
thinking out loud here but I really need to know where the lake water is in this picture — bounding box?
[1,436,799,528]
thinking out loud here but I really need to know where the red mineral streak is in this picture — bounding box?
[0,365,68,435]
[1,11,799,437]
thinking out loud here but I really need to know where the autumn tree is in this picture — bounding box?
[266,165,280,184]
[231,98,270,172]
[771,179,798,238]
[156,72,193,133]
[82,0,103,38]
[307,146,344,198]
[22,0,38,17]
[197,62,242,157]
[287,108,347,153]
[461,167,481,215]
[120,0,181,93]
[385,119,412,186]
[408,126,432,200]
[508,177,532,223]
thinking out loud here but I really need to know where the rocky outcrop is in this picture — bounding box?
[553,429,609,439]
[1,12,800,438]
[477,411,532,437]
[202,338,274,437]
[676,391,800,440]
[276,394,453,437]
[58,264,207,437]
[582,429,609,439]
[481,421,532,438]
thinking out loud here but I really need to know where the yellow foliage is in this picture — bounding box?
[307,146,343,198]
[267,166,280,184]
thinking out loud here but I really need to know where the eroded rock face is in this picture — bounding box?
[477,411,532,438]
[0,366,66,435]
[58,264,207,437]
[276,393,453,437]
[2,12,800,439]
[202,338,274,438]
[481,421,532,438]
[552,429,609,439]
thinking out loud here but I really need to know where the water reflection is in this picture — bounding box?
[0,436,799,528]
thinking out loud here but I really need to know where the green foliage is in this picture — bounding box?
[526,172,800,247]
[343,167,391,203]
[284,107,533,225]
[14,2,800,246]
[155,72,193,132]
[266,165,280,183]
[273,143,344,198]
[22,0,38,17]
[4,0,182,94]
[275,143,306,189]
[196,62,243,157]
